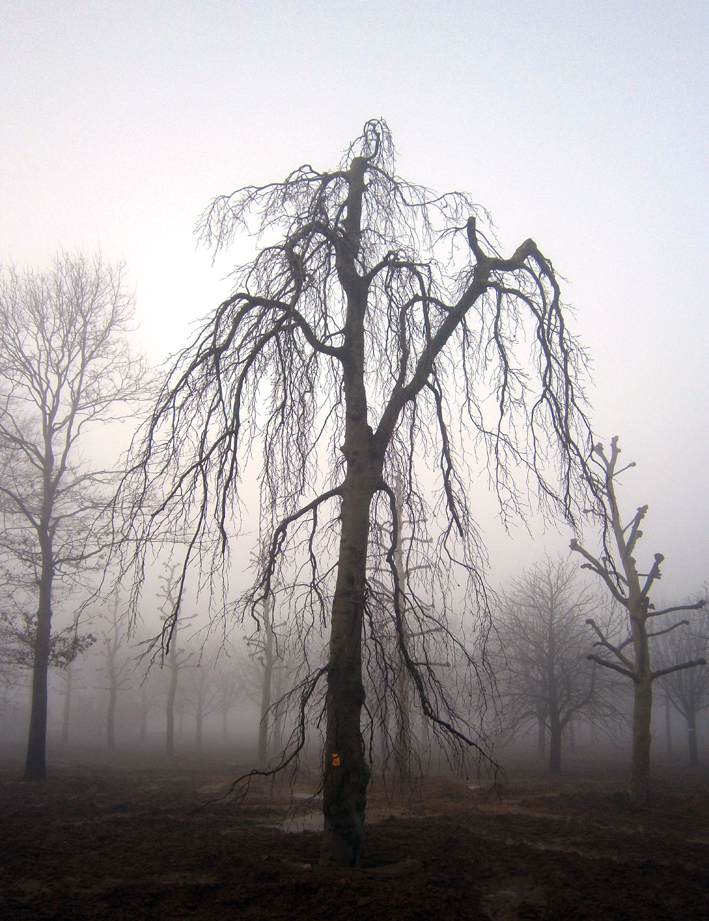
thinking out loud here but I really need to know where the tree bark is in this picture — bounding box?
[628,674,652,804]
[321,470,377,866]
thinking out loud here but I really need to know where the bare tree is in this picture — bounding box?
[97,596,132,754]
[656,596,709,767]
[183,653,222,747]
[571,438,706,803]
[243,595,288,769]
[116,121,594,866]
[155,563,194,756]
[0,251,147,780]
[496,557,618,774]
[212,656,241,746]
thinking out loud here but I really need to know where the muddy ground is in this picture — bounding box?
[1,751,708,920]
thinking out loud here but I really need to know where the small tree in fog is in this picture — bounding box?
[183,655,221,747]
[0,252,148,780]
[656,596,709,767]
[571,438,706,803]
[156,563,194,756]
[116,120,595,866]
[496,557,618,773]
[97,596,133,754]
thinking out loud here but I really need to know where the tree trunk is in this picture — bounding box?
[195,710,202,747]
[537,715,547,763]
[393,490,412,787]
[628,674,653,804]
[166,660,177,756]
[61,665,73,747]
[107,688,117,753]
[665,695,673,757]
[24,546,53,781]
[687,708,699,767]
[320,474,376,867]
[139,685,148,746]
[548,716,562,775]
[258,598,274,770]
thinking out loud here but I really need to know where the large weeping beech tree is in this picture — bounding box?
[116,121,594,866]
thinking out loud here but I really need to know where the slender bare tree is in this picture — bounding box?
[656,596,709,767]
[116,121,594,866]
[155,563,195,756]
[97,596,133,754]
[0,252,148,780]
[571,438,706,803]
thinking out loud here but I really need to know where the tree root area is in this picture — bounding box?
[1,754,708,920]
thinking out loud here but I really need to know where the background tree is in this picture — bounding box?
[212,656,242,747]
[183,651,221,747]
[97,596,133,754]
[243,595,288,769]
[0,253,147,780]
[155,563,194,756]
[117,120,594,866]
[496,556,618,774]
[656,594,709,767]
[571,437,706,803]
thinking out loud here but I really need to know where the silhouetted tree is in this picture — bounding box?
[155,563,194,756]
[496,557,618,774]
[97,596,132,753]
[571,438,706,803]
[0,251,147,780]
[117,121,594,866]
[656,596,709,767]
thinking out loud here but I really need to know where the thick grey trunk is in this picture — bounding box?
[321,472,376,867]
[629,675,652,804]
[628,612,653,805]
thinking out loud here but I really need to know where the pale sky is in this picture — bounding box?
[2,1,708,599]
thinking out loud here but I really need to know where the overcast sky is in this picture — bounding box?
[2,1,707,599]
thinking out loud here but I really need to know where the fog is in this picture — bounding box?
[1,6,708,910]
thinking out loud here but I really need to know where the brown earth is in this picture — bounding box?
[1,751,708,920]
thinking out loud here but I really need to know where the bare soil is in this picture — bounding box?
[1,751,708,920]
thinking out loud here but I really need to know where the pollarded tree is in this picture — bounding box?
[116,121,594,867]
[0,253,148,781]
[571,438,706,803]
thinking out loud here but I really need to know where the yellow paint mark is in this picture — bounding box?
[331,752,341,767]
